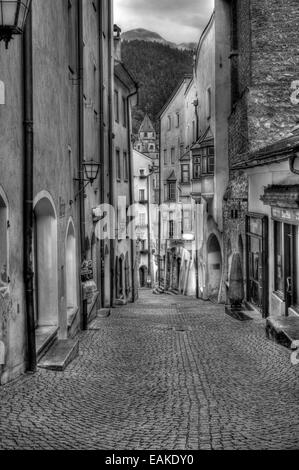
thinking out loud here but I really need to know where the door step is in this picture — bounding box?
[36,326,58,362]
[38,339,79,371]
[266,316,299,349]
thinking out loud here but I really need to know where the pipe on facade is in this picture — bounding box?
[23,6,36,373]
[78,0,87,329]
[158,118,162,287]
[98,1,105,309]
[127,87,139,302]
[108,2,115,308]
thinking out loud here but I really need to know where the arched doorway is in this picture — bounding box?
[66,220,77,313]
[207,234,222,300]
[34,196,58,327]
[139,266,148,288]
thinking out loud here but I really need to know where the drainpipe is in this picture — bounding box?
[147,175,151,287]
[98,2,105,308]
[108,2,115,308]
[78,0,87,329]
[127,87,139,302]
[158,118,162,287]
[23,7,36,373]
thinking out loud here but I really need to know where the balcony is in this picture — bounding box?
[139,199,148,204]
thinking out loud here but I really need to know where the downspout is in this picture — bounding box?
[127,87,139,302]
[108,2,115,307]
[98,1,105,308]
[78,0,87,329]
[23,6,36,372]
[158,118,162,287]
[193,100,199,298]
[147,175,151,287]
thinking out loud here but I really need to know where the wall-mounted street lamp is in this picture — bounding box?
[72,159,101,203]
[0,0,32,49]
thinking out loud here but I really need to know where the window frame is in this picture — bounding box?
[181,164,190,184]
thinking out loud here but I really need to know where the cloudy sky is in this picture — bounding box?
[114,0,214,44]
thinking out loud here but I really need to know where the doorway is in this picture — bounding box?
[34,197,58,328]
[139,266,148,288]
[207,234,222,300]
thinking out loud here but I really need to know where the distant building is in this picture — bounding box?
[134,114,159,162]
[133,150,159,288]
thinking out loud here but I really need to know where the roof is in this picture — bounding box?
[167,170,177,182]
[191,127,214,150]
[139,114,155,134]
[232,130,299,170]
[114,62,139,93]
[180,148,191,161]
[157,74,192,120]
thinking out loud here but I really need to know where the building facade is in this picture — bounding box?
[113,27,138,304]
[222,0,299,320]
[134,114,159,162]
[0,0,123,385]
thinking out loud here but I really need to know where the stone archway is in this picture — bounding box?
[207,234,222,300]
[66,220,78,313]
[34,195,58,327]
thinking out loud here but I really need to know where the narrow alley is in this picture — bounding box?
[0,290,297,451]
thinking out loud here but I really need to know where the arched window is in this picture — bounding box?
[0,190,9,291]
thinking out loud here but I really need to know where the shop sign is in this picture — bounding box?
[272,207,299,224]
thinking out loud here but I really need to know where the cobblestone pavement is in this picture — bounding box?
[0,290,298,450]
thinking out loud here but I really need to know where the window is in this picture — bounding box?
[167,116,171,131]
[122,97,127,127]
[0,192,8,290]
[169,212,174,239]
[139,189,145,202]
[168,183,176,201]
[181,164,190,183]
[114,90,119,122]
[192,120,196,142]
[164,149,168,165]
[68,0,78,74]
[193,156,201,179]
[116,149,121,179]
[207,87,212,119]
[123,152,128,181]
[176,113,180,128]
[246,214,268,317]
[144,132,148,138]
[141,240,146,251]
[180,144,184,157]
[171,147,175,165]
[183,209,192,233]
[208,147,215,174]
[139,169,145,177]
[139,213,146,226]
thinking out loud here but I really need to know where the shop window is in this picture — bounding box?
[273,220,298,313]
[114,90,119,122]
[0,194,8,290]
[246,214,268,317]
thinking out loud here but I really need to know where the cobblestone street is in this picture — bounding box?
[0,291,298,450]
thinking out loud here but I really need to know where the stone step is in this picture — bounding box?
[36,326,58,362]
[266,316,299,349]
[38,339,79,371]
[97,308,111,318]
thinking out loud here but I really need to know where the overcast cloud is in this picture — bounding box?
[114,0,214,44]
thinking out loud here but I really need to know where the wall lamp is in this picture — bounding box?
[72,160,101,203]
[0,0,32,49]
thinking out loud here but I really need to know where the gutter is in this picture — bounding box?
[23,6,36,372]
[99,1,105,308]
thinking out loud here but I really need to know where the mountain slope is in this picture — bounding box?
[121,40,193,133]
[122,28,196,51]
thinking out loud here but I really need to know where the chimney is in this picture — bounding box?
[113,24,122,62]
